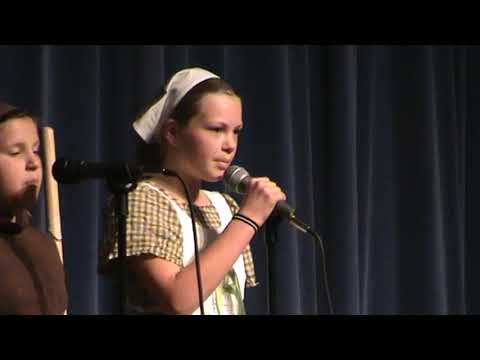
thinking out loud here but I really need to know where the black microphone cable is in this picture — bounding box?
[272,213,334,315]
[301,223,335,315]
[161,168,205,315]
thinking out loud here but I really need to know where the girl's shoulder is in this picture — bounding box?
[134,180,175,201]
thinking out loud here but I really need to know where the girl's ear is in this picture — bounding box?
[163,119,178,147]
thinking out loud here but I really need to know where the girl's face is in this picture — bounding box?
[169,93,243,183]
[0,117,42,218]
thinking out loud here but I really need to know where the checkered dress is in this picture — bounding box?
[101,180,258,289]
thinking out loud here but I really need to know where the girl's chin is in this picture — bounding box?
[203,169,226,183]
[14,189,39,212]
[203,176,224,183]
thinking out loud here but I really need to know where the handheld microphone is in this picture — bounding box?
[0,222,22,235]
[224,165,311,233]
[224,165,334,315]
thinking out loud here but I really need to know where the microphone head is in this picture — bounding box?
[224,165,250,194]
[52,158,80,184]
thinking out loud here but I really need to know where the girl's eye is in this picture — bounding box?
[234,128,242,135]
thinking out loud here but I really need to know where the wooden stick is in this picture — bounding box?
[42,127,64,263]
[42,126,67,315]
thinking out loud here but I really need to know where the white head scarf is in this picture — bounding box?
[133,67,220,144]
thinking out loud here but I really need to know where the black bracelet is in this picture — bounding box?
[232,213,260,233]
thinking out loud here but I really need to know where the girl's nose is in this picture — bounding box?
[26,151,41,171]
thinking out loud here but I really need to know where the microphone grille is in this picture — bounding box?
[224,165,250,194]
[52,158,75,184]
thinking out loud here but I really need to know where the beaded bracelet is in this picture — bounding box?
[232,213,260,233]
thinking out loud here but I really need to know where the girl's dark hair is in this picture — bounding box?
[137,77,240,168]
[170,77,238,127]
[0,104,37,125]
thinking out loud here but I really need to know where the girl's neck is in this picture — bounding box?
[153,165,203,205]
[0,209,31,226]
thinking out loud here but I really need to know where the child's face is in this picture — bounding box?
[0,117,42,218]
[172,93,242,182]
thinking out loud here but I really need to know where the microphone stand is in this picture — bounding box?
[264,215,282,315]
[106,179,137,315]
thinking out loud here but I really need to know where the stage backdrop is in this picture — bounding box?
[0,45,478,314]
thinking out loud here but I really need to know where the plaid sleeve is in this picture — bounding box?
[101,182,183,268]
[221,192,259,288]
[221,192,240,214]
